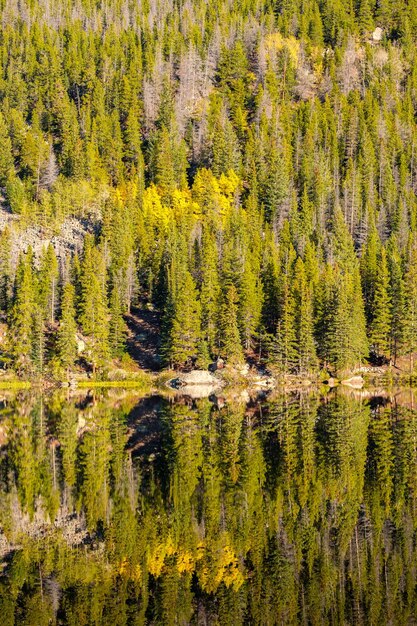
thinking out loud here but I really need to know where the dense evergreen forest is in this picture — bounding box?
[1,0,417,377]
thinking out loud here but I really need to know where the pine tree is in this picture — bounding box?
[168,270,201,368]
[79,237,110,369]
[387,236,405,364]
[239,253,262,351]
[38,244,59,323]
[169,270,201,367]
[9,252,35,373]
[109,285,128,358]
[31,306,45,375]
[358,0,375,34]
[0,228,13,313]
[369,247,391,359]
[154,125,176,200]
[293,258,317,373]
[402,236,417,372]
[0,112,14,186]
[199,227,220,354]
[270,271,298,373]
[57,283,78,377]
[218,284,244,366]
[326,269,369,372]
[361,222,380,324]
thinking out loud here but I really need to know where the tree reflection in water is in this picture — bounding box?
[0,389,416,624]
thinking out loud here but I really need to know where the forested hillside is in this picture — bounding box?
[1,0,417,378]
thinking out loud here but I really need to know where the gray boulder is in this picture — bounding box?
[175,370,220,386]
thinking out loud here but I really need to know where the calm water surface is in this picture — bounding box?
[0,389,416,625]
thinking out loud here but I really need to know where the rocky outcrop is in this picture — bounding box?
[174,370,220,386]
[0,203,96,267]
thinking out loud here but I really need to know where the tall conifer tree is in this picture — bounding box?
[57,283,78,376]
[168,270,201,368]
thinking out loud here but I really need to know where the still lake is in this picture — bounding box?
[0,388,416,625]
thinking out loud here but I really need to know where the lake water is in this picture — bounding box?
[0,388,416,624]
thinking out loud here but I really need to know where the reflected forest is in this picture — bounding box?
[0,390,417,624]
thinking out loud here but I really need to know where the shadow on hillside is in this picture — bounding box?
[125,305,162,372]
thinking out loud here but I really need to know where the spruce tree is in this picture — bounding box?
[239,253,262,351]
[79,237,110,369]
[370,247,391,359]
[196,339,210,370]
[387,236,405,364]
[199,227,220,354]
[328,209,369,372]
[294,258,317,374]
[31,306,45,375]
[38,244,59,324]
[326,273,354,372]
[109,285,128,358]
[270,272,298,373]
[218,284,244,366]
[402,236,417,372]
[168,270,201,368]
[9,252,35,373]
[0,228,13,313]
[361,222,380,324]
[57,283,78,377]
[326,269,369,373]
[358,0,375,34]
[0,112,14,186]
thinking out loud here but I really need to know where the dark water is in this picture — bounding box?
[0,389,416,625]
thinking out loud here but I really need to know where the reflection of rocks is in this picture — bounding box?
[0,422,8,447]
[0,498,96,565]
[252,375,276,389]
[210,358,225,371]
[170,370,223,397]
[0,528,13,563]
[239,363,250,376]
[55,513,90,547]
[341,375,364,389]
[177,384,222,399]
[372,27,383,42]
[326,377,338,387]
[76,334,86,354]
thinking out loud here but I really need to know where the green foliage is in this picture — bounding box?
[57,283,78,375]
[78,236,110,369]
[38,244,59,323]
[1,391,417,623]
[109,285,128,358]
[218,285,244,366]
[0,0,416,378]
[369,247,391,358]
[402,236,417,371]
[9,252,36,374]
[0,111,14,186]
[166,270,201,368]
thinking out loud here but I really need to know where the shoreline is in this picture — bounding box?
[0,367,417,396]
